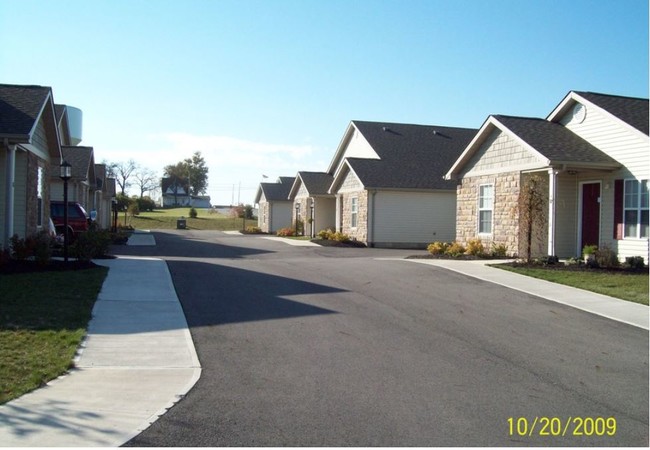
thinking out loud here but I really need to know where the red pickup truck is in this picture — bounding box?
[50,201,90,239]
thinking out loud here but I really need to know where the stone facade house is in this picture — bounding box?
[445,91,649,261]
[254,176,295,233]
[0,84,62,248]
[288,171,335,237]
[327,121,477,248]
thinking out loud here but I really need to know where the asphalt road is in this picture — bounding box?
[119,230,648,447]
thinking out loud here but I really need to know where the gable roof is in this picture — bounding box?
[60,146,95,181]
[547,91,649,137]
[445,114,620,179]
[254,176,295,203]
[0,84,53,138]
[161,176,189,194]
[288,171,334,199]
[331,121,478,191]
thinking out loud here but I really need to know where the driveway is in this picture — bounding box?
[118,230,648,446]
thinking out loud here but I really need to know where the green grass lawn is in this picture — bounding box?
[0,266,108,404]
[492,264,649,305]
[125,207,251,231]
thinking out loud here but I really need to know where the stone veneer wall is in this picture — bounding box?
[340,190,368,243]
[456,171,522,256]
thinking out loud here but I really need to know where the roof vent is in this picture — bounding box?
[432,130,438,135]
[382,126,389,132]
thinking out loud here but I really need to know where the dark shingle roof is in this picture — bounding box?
[576,91,649,135]
[346,121,478,190]
[259,176,294,201]
[0,84,52,137]
[61,146,94,180]
[494,115,619,165]
[298,171,334,195]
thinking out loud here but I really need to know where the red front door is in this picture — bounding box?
[581,182,601,249]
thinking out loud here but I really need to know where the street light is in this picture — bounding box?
[310,198,315,238]
[59,160,72,263]
[295,203,300,236]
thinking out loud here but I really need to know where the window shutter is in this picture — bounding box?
[613,179,624,240]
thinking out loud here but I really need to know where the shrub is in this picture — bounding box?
[565,257,582,266]
[136,196,156,212]
[244,225,262,234]
[427,241,449,255]
[624,256,646,270]
[10,235,34,261]
[582,244,598,257]
[127,201,140,217]
[72,229,112,261]
[490,242,508,258]
[465,238,485,256]
[331,231,350,242]
[444,241,466,257]
[276,227,295,237]
[594,244,619,269]
[189,207,198,218]
[317,228,335,240]
[33,231,53,266]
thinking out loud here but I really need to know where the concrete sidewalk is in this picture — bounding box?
[0,256,201,447]
[405,258,649,330]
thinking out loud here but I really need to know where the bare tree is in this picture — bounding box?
[519,174,547,262]
[133,167,159,198]
[106,159,138,194]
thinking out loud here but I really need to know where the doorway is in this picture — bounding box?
[580,182,601,250]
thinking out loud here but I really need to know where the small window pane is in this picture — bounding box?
[479,211,492,234]
[641,210,649,238]
[625,180,639,208]
[624,210,638,237]
[641,180,649,209]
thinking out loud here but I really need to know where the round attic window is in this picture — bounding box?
[572,103,586,124]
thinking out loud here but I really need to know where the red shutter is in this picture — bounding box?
[613,179,624,240]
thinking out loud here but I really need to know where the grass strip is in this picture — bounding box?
[491,264,648,305]
[127,208,248,230]
[0,266,108,404]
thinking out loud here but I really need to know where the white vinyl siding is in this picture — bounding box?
[478,184,494,234]
[372,191,456,246]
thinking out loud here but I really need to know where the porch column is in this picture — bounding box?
[335,195,341,232]
[547,168,558,257]
[3,144,16,248]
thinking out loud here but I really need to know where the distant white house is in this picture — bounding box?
[161,177,211,208]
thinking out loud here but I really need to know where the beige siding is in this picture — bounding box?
[338,168,362,193]
[554,175,579,257]
[314,197,336,232]
[296,182,309,198]
[342,128,380,161]
[372,191,456,247]
[562,102,649,180]
[13,151,27,238]
[463,129,542,177]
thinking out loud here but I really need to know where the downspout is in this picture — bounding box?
[3,141,16,248]
[369,189,377,248]
[547,168,558,257]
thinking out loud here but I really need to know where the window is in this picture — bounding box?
[623,179,649,238]
[350,197,358,228]
[478,184,494,234]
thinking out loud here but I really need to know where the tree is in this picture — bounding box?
[163,151,209,196]
[519,175,547,262]
[133,167,159,198]
[106,159,138,194]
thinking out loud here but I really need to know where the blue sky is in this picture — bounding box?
[2,0,648,205]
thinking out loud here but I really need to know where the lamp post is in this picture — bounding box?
[59,160,72,263]
[310,198,315,238]
[295,203,300,236]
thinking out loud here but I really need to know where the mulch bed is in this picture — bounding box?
[310,238,367,248]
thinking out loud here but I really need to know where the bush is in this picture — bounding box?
[331,231,350,242]
[189,207,198,218]
[10,235,34,261]
[33,231,53,266]
[317,228,335,240]
[276,227,295,237]
[465,238,485,256]
[136,196,156,212]
[244,225,262,234]
[427,241,449,255]
[127,201,140,217]
[445,241,466,257]
[71,229,112,261]
[624,256,646,270]
[594,244,619,269]
[490,243,508,258]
